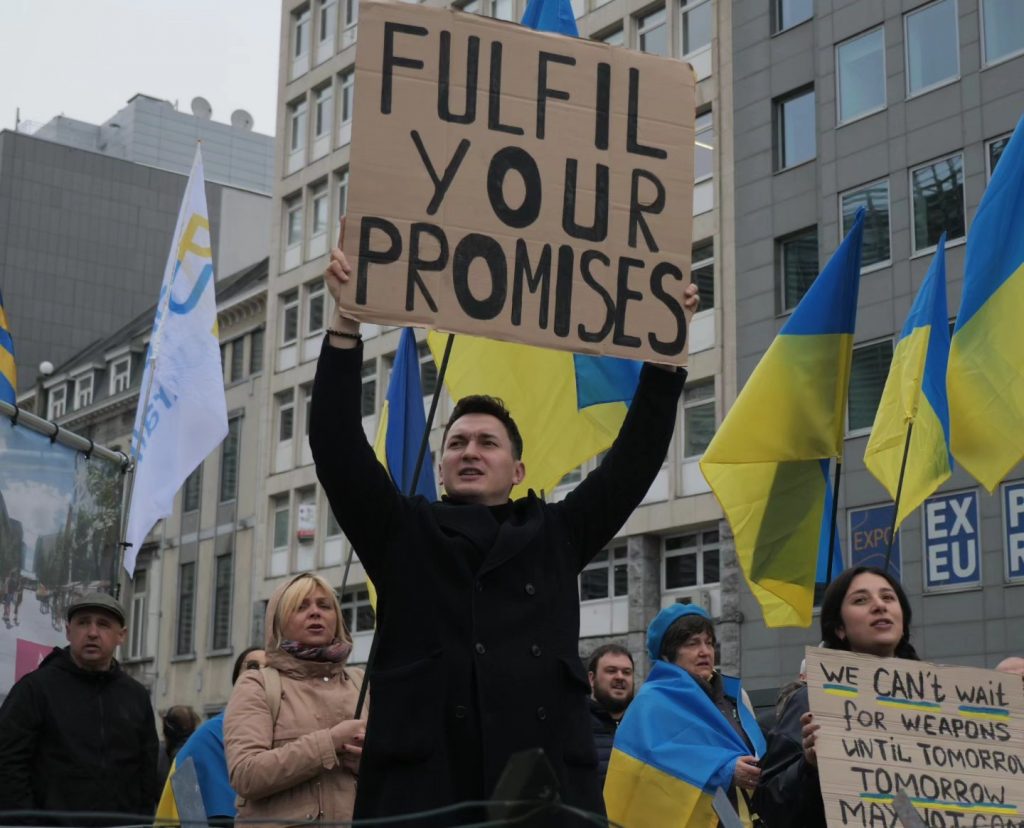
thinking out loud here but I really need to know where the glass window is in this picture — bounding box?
[694,111,714,182]
[278,390,295,442]
[249,328,264,375]
[776,87,815,169]
[597,27,624,46]
[289,100,308,153]
[307,282,326,335]
[175,561,196,656]
[294,6,311,59]
[229,337,245,382]
[638,7,667,56]
[281,291,300,345]
[286,199,303,248]
[841,180,890,268]
[905,0,959,95]
[304,386,313,437]
[682,381,715,458]
[493,0,514,20]
[341,72,355,124]
[74,374,93,410]
[129,569,148,660]
[778,226,818,312]
[911,153,965,252]
[836,28,885,123]
[417,342,437,396]
[183,467,201,513]
[337,168,350,219]
[48,386,67,420]
[326,506,342,537]
[314,85,333,138]
[345,0,359,28]
[848,339,893,432]
[580,545,628,601]
[361,360,377,417]
[691,240,714,310]
[988,135,1010,179]
[775,0,812,32]
[211,552,233,651]
[311,184,329,238]
[273,496,290,550]
[219,417,241,503]
[681,0,712,56]
[110,357,131,395]
[981,0,1024,64]
[319,0,337,43]
[339,587,376,633]
[663,530,720,590]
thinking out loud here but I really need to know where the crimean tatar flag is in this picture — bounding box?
[124,146,227,575]
[0,289,15,405]
[700,210,864,627]
[865,234,951,528]
[948,114,1024,492]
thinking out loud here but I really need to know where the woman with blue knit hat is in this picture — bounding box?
[604,604,765,827]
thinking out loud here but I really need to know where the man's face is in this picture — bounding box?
[589,653,634,714]
[440,413,525,506]
[66,610,126,671]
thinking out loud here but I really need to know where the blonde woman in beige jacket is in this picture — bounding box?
[224,573,366,825]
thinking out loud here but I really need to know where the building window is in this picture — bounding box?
[911,153,965,253]
[580,545,628,601]
[183,467,201,513]
[175,561,196,657]
[73,374,94,410]
[249,327,265,375]
[682,380,715,458]
[987,134,1010,179]
[110,357,131,395]
[273,496,290,552]
[211,551,233,651]
[326,506,342,538]
[340,587,376,633]
[47,386,66,420]
[129,568,148,660]
[836,28,885,124]
[229,337,245,382]
[905,0,959,96]
[311,184,329,241]
[417,342,437,396]
[841,180,890,269]
[336,168,349,219]
[663,530,720,590]
[777,226,818,313]
[278,390,296,443]
[286,198,303,249]
[694,110,714,183]
[293,6,311,61]
[774,0,812,33]
[361,359,377,417]
[289,100,308,155]
[341,71,355,129]
[344,0,359,30]
[775,87,815,170]
[848,339,893,433]
[314,85,333,139]
[319,0,337,45]
[281,290,300,345]
[637,7,667,56]
[596,26,624,46]
[680,0,712,57]
[304,385,313,437]
[981,0,1024,65]
[219,417,241,503]
[307,282,326,336]
[691,240,714,311]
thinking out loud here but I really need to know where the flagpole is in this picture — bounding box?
[826,458,843,584]
[883,423,913,575]
[349,332,456,721]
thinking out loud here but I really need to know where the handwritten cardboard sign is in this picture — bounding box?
[806,647,1024,828]
[342,0,695,365]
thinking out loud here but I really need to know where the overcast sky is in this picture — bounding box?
[0,0,282,137]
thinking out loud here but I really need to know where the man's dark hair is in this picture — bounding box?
[444,395,524,460]
[587,643,634,675]
[659,613,716,661]
[232,646,265,685]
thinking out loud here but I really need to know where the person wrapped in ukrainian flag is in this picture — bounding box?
[605,605,765,827]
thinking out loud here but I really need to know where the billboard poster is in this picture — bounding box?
[0,421,123,695]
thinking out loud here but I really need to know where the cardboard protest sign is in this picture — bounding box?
[342,0,695,365]
[806,646,1024,828]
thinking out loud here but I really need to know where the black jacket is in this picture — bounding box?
[588,698,620,787]
[753,686,825,828]
[0,646,160,823]
[311,339,685,825]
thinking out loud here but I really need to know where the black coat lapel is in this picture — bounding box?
[478,495,544,576]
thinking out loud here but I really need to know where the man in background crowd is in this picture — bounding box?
[587,643,635,785]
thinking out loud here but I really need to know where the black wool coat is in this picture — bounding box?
[310,339,685,826]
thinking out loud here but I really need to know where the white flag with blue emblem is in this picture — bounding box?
[124,146,227,576]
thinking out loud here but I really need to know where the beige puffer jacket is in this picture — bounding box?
[224,576,367,826]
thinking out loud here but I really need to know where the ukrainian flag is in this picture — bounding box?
[700,210,864,627]
[948,114,1024,492]
[865,235,951,528]
[373,327,437,500]
[605,662,765,827]
[0,289,15,404]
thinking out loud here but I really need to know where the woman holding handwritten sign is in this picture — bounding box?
[755,566,919,827]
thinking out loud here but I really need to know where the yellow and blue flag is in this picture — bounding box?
[0,289,15,404]
[865,235,951,529]
[605,661,765,827]
[373,328,437,500]
[948,114,1024,492]
[700,210,864,627]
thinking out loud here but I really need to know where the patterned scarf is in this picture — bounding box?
[279,638,352,663]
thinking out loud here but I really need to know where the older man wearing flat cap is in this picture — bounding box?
[0,592,160,824]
